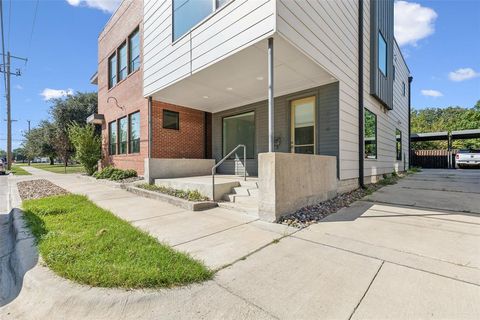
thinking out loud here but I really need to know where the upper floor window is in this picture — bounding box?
[108,53,117,89]
[402,81,406,96]
[129,29,140,73]
[118,42,127,82]
[173,0,227,41]
[129,112,140,153]
[378,31,387,76]
[364,108,377,159]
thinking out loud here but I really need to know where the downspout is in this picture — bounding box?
[148,96,152,158]
[407,76,413,170]
[358,0,365,188]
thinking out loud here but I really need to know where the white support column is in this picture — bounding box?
[268,37,274,152]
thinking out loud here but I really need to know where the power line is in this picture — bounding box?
[25,0,39,68]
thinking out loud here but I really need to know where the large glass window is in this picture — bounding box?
[129,112,140,153]
[129,29,140,73]
[396,129,402,161]
[118,117,128,154]
[118,43,127,82]
[173,0,213,41]
[108,121,117,155]
[163,110,180,130]
[364,108,377,159]
[378,31,387,76]
[223,111,255,159]
[291,96,316,154]
[108,53,117,89]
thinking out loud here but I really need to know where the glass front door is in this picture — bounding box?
[291,96,316,154]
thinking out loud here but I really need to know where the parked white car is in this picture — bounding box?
[0,159,5,175]
[456,149,480,168]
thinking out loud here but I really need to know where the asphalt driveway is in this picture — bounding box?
[1,169,479,319]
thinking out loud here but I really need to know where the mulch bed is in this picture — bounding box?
[17,179,70,200]
[278,184,383,228]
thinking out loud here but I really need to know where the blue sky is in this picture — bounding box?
[1,0,479,150]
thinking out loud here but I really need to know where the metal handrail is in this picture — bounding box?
[211,144,246,201]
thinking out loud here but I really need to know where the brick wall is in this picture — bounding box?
[151,101,208,159]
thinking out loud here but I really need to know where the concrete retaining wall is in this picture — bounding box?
[258,152,337,221]
[144,158,215,183]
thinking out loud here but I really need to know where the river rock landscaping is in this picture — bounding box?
[17,179,69,200]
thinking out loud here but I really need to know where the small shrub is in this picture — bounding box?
[137,184,209,202]
[68,123,101,176]
[408,166,422,174]
[391,171,398,178]
[94,166,137,181]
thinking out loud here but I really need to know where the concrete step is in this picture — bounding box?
[217,201,259,217]
[232,186,259,197]
[239,180,259,188]
[223,193,258,203]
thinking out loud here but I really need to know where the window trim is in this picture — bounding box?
[128,27,140,74]
[163,109,180,130]
[396,128,402,161]
[117,41,128,82]
[108,52,117,89]
[128,111,141,154]
[378,31,387,77]
[221,110,256,159]
[108,120,117,156]
[364,108,377,160]
[118,116,128,155]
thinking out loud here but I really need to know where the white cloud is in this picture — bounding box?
[14,84,23,90]
[448,68,480,82]
[40,88,74,101]
[65,0,121,13]
[394,1,438,46]
[421,89,443,98]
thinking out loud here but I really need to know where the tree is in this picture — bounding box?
[0,149,5,159]
[411,100,480,150]
[49,92,98,167]
[68,123,101,175]
[13,147,27,162]
[22,120,57,164]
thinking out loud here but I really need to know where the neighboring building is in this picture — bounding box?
[91,0,411,220]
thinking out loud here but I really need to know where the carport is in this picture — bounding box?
[410,129,480,168]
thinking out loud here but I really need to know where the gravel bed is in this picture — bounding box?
[278,184,382,228]
[17,179,70,200]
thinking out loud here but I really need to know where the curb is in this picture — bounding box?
[126,186,217,211]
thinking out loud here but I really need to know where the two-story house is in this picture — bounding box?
[91,0,411,221]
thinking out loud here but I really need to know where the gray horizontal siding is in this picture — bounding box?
[212,83,339,176]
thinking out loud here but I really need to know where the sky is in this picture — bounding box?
[1,0,479,150]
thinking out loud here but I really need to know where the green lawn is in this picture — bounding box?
[23,194,213,288]
[29,163,85,174]
[10,165,32,175]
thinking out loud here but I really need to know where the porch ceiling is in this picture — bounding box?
[151,35,336,113]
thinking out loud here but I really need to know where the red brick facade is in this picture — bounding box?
[96,1,210,175]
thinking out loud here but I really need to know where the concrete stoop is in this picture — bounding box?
[219,181,259,216]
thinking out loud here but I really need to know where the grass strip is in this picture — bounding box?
[10,165,32,175]
[23,194,213,288]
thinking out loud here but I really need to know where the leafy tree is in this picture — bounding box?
[49,92,98,166]
[0,149,6,159]
[22,120,57,164]
[13,147,27,162]
[68,123,101,175]
[411,100,480,150]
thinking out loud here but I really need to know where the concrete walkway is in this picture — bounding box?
[1,168,479,319]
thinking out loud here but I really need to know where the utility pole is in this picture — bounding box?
[1,51,27,170]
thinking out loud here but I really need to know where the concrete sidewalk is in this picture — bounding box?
[1,167,479,319]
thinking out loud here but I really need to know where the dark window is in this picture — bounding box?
[108,121,117,155]
[364,108,377,159]
[129,112,140,153]
[393,65,396,81]
[222,111,255,159]
[118,43,127,82]
[129,28,140,73]
[173,0,212,41]
[118,117,128,154]
[402,81,406,96]
[163,110,180,130]
[108,53,117,89]
[396,129,402,161]
[378,31,387,76]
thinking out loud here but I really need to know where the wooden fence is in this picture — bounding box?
[410,150,456,169]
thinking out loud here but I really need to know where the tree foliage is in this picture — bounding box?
[68,123,102,175]
[23,120,57,164]
[411,100,480,150]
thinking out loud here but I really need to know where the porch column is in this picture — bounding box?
[268,37,274,152]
